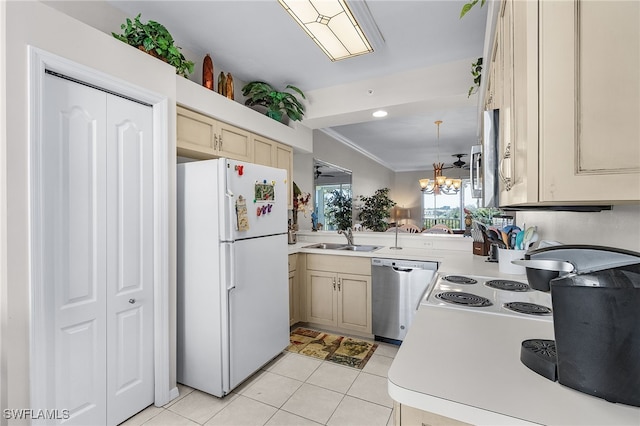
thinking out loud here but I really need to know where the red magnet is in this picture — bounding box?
[256,206,262,216]
[235,165,244,176]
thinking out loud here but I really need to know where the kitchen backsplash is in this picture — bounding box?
[516,204,640,252]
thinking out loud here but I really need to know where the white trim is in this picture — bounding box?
[319,128,395,171]
[167,386,180,404]
[28,47,172,413]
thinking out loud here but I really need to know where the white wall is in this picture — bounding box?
[292,152,314,231]
[311,130,394,227]
[517,205,640,253]
[313,130,394,200]
[0,1,7,423]
[5,0,178,411]
[393,170,429,228]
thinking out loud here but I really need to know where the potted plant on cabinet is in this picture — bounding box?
[241,81,306,123]
[112,13,194,78]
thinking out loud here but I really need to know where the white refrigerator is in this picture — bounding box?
[177,158,289,397]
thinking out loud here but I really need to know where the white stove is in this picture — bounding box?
[421,273,553,321]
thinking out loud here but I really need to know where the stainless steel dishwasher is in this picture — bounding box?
[372,258,438,342]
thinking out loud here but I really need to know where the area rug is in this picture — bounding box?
[286,327,377,369]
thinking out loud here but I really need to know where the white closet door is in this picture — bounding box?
[105,95,154,425]
[43,74,108,425]
[42,74,154,425]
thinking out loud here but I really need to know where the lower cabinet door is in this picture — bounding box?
[306,270,337,327]
[337,273,371,334]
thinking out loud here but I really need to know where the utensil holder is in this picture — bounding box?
[498,248,527,274]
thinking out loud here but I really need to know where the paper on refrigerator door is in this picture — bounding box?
[235,195,249,231]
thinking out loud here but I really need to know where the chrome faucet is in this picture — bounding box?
[338,228,354,246]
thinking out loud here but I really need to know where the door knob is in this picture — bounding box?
[129,299,135,304]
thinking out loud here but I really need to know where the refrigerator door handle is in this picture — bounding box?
[222,189,235,242]
[227,243,236,291]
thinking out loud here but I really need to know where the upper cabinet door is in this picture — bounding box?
[217,121,252,162]
[176,106,252,162]
[538,0,640,203]
[177,106,217,159]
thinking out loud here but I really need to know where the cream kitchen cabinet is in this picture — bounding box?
[288,254,299,326]
[304,254,371,335]
[177,106,252,161]
[488,0,639,206]
[253,134,294,209]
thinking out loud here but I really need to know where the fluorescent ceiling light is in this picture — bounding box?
[372,110,388,118]
[279,0,374,61]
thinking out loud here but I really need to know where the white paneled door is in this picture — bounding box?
[42,73,154,425]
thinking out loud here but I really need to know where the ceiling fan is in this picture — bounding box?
[442,154,470,170]
[314,165,335,179]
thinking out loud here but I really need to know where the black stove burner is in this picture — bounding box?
[504,302,552,316]
[435,291,492,307]
[442,275,477,285]
[485,279,530,292]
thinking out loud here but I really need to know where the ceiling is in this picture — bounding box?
[107,0,488,173]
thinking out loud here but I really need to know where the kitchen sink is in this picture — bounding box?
[337,245,382,252]
[304,242,348,250]
[303,243,382,252]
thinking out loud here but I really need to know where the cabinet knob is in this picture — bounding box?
[337,278,341,291]
[214,134,219,150]
[332,278,336,291]
[129,299,135,304]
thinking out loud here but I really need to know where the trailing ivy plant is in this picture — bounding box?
[357,188,396,232]
[468,57,483,97]
[325,189,352,231]
[460,0,486,18]
[460,1,486,97]
[112,14,194,78]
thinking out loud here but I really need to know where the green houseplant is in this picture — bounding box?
[468,57,483,97]
[358,188,396,232]
[460,0,486,18]
[241,81,306,122]
[325,189,353,231]
[112,14,194,78]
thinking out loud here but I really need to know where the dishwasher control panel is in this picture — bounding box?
[371,258,438,270]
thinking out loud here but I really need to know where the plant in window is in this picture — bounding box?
[466,207,503,225]
[358,188,396,232]
[112,14,194,78]
[325,189,352,231]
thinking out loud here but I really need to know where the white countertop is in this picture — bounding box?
[388,305,640,425]
[288,233,640,425]
[287,236,526,280]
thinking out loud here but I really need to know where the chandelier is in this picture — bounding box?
[419,120,462,195]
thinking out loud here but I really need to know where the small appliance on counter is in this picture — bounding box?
[287,228,297,244]
[514,245,640,407]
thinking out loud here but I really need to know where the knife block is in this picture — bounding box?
[473,240,490,256]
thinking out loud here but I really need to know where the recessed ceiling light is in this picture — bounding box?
[372,110,388,118]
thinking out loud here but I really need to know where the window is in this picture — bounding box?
[315,183,352,231]
[421,180,479,230]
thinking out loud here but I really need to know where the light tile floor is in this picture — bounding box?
[121,338,400,426]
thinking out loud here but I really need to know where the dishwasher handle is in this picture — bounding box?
[392,267,414,273]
